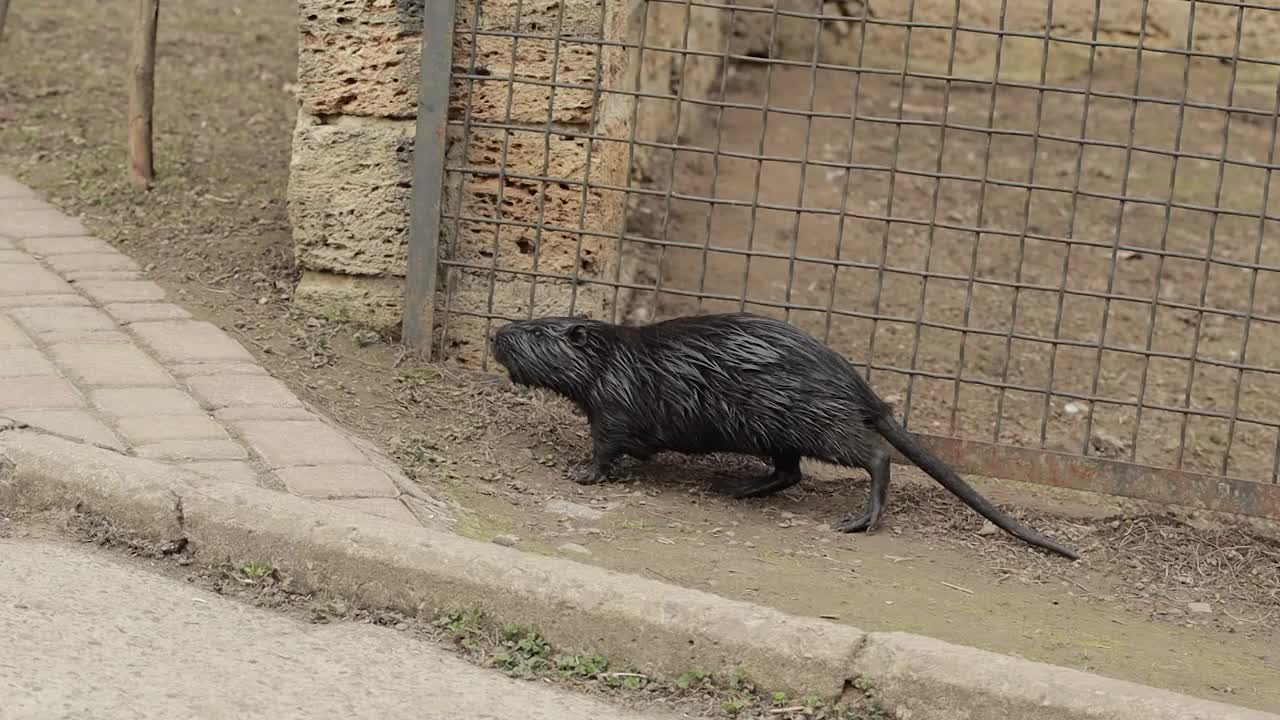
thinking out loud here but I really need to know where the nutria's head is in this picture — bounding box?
[489,316,617,400]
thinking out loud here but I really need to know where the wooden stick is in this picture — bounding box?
[0,0,11,44]
[128,0,159,190]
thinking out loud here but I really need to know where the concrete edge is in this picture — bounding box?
[0,431,861,698]
[854,631,1279,720]
[2,431,1276,720]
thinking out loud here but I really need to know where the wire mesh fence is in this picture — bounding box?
[424,0,1280,501]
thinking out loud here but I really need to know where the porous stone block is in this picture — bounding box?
[287,114,413,277]
[446,127,623,277]
[290,272,404,332]
[296,0,604,121]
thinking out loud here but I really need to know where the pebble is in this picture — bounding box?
[1187,601,1213,615]
[978,521,999,536]
[492,534,520,547]
[394,622,409,631]
[558,542,592,556]
[544,499,605,522]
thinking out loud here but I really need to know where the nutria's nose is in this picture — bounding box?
[488,325,500,343]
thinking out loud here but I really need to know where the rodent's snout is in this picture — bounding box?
[489,322,515,347]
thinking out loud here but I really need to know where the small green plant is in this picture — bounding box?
[556,653,610,680]
[239,562,273,580]
[399,366,444,385]
[395,433,442,465]
[725,663,754,692]
[494,625,553,678]
[433,608,489,651]
[604,673,647,690]
[351,328,381,347]
[721,695,750,716]
[417,606,892,719]
[675,668,709,689]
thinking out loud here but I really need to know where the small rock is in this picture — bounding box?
[1063,401,1085,415]
[558,542,592,556]
[978,521,999,536]
[1187,601,1213,615]
[544,499,605,523]
[1089,430,1129,459]
[492,534,520,547]
[394,622,409,631]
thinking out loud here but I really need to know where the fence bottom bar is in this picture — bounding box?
[897,433,1280,522]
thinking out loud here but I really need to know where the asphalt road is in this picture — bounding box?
[0,533,678,720]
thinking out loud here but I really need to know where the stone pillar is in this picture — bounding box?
[287,0,729,361]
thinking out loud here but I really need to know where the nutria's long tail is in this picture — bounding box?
[873,415,1079,560]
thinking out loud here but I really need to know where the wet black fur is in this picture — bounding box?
[490,312,1078,560]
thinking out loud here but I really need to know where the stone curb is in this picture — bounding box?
[0,175,453,531]
[1,431,1275,720]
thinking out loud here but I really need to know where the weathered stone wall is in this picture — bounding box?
[287,0,730,362]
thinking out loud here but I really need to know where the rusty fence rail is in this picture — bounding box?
[405,0,1280,519]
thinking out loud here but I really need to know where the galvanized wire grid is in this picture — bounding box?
[433,0,1280,489]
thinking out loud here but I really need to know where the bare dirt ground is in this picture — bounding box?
[645,30,1280,483]
[2,1,1279,715]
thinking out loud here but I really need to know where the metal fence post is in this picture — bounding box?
[402,0,458,357]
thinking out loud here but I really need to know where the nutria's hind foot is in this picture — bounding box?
[832,512,878,533]
[728,472,799,499]
[832,448,892,534]
[568,464,609,486]
[727,454,803,499]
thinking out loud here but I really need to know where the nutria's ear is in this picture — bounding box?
[565,323,589,345]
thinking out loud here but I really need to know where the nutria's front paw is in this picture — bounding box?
[568,464,607,486]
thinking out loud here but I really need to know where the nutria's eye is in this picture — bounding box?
[564,324,588,345]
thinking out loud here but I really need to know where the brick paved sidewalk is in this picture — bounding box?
[0,175,449,530]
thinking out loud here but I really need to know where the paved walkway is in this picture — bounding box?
[0,174,448,529]
[0,532,672,720]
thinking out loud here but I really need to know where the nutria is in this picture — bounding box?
[490,312,1078,560]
